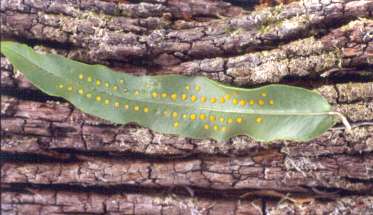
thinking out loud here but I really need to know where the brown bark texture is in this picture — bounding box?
[1,0,373,214]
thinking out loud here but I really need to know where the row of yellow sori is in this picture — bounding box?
[56,74,268,129]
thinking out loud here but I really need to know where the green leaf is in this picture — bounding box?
[1,41,338,142]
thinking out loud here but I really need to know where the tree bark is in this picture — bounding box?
[1,0,373,214]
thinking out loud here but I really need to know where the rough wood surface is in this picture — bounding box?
[1,0,373,214]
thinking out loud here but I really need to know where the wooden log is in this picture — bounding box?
[1,0,372,214]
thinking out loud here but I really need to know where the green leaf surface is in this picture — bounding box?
[1,41,337,142]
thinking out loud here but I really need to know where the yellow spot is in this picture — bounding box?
[161,93,168,98]
[114,102,120,108]
[236,117,243,124]
[200,96,207,103]
[232,98,238,105]
[219,117,224,123]
[105,82,110,88]
[210,97,217,103]
[96,80,101,86]
[199,114,206,120]
[144,107,149,113]
[171,93,177,101]
[112,86,118,91]
[163,111,169,116]
[221,126,227,132]
[86,93,92,98]
[172,112,178,118]
[185,85,190,91]
[190,114,196,120]
[87,76,92,82]
[173,122,179,128]
[124,104,129,110]
[79,74,84,80]
[152,92,158,98]
[225,95,231,100]
[78,89,84,95]
[239,99,246,106]
[195,85,201,92]
[228,118,233,124]
[58,84,64,89]
[256,117,263,123]
[213,125,219,131]
[249,99,255,105]
[182,114,188,119]
[204,124,209,130]
[134,90,140,96]
[134,106,140,111]
[181,94,187,100]
[119,79,124,84]
[104,99,110,105]
[261,92,267,97]
[209,115,216,122]
[269,99,274,105]
[67,86,73,91]
[96,96,101,102]
[258,99,265,106]
[220,97,225,103]
[191,95,197,102]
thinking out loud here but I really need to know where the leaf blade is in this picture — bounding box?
[1,41,336,142]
